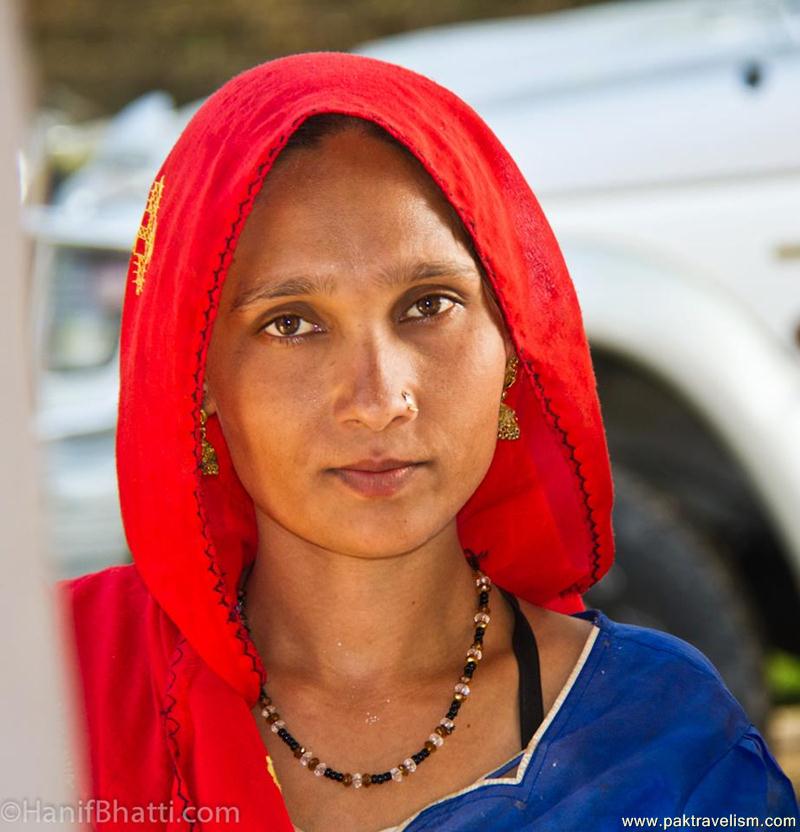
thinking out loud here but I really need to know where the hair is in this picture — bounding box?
[263,112,507,328]
[279,112,408,157]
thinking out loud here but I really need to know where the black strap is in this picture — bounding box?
[498,586,544,750]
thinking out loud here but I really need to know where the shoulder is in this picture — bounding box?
[522,600,752,739]
[525,599,736,690]
[57,564,159,664]
[57,561,149,611]
[56,563,173,717]
[575,609,761,764]
[56,564,177,800]
[592,609,735,689]
[506,601,797,814]
[516,598,731,692]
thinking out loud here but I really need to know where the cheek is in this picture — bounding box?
[215,352,326,492]
[425,337,505,472]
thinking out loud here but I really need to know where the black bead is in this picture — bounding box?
[412,752,424,764]
[463,663,475,677]
[324,768,337,779]
[479,591,489,604]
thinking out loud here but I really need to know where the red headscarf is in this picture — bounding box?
[61,52,614,829]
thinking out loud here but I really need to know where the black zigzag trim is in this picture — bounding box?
[521,358,602,595]
[160,636,195,830]
[188,157,276,690]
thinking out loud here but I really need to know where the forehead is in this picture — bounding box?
[256,127,466,232]
[226,129,481,297]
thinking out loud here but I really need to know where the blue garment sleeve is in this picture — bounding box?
[681,724,799,820]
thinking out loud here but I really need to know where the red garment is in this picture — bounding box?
[59,52,614,829]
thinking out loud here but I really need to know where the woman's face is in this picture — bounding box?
[205,126,513,558]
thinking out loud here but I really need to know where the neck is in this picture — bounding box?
[240,517,502,698]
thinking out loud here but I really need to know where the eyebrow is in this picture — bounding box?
[230,260,481,311]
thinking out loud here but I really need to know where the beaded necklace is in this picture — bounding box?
[235,562,493,789]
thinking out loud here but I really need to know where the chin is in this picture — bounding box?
[314,517,445,560]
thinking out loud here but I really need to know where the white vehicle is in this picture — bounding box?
[28,0,800,724]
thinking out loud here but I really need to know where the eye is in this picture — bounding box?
[404,293,459,321]
[261,313,320,342]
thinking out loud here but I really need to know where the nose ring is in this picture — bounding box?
[402,390,419,413]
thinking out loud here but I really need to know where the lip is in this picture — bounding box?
[337,458,419,472]
[330,462,424,498]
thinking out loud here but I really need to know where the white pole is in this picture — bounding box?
[0,2,80,829]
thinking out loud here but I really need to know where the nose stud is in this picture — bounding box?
[402,390,419,413]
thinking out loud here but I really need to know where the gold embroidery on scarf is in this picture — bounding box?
[266,754,283,792]
[131,175,165,296]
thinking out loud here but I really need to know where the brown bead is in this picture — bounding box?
[435,725,448,737]
[399,764,408,776]
[454,693,464,701]
[293,747,305,759]
[460,675,471,684]
[308,758,319,771]
[266,713,280,724]
[362,774,372,788]
[479,605,490,614]
[342,773,353,787]
[424,740,437,752]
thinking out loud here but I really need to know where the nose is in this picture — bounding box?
[333,337,419,433]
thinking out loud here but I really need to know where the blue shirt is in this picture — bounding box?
[351,608,799,831]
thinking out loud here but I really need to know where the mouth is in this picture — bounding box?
[328,460,426,498]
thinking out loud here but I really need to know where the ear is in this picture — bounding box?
[479,279,516,365]
[202,381,218,416]
[502,329,516,365]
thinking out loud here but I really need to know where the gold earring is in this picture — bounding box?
[200,407,220,476]
[498,355,521,441]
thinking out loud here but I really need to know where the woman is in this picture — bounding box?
[59,53,798,830]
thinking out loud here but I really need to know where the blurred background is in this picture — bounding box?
[16,0,800,792]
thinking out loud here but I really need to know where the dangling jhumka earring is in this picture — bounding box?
[199,407,219,476]
[498,355,521,441]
